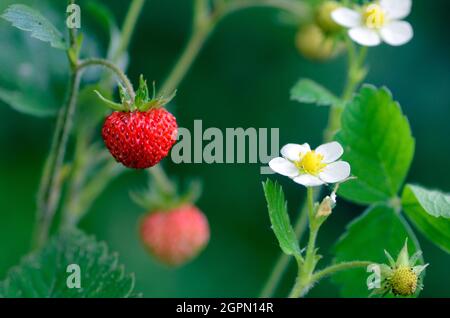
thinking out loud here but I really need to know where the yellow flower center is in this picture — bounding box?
[295,151,326,175]
[363,4,386,29]
[390,266,418,296]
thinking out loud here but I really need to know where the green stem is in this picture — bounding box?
[149,165,175,194]
[78,58,136,101]
[288,187,318,298]
[112,0,145,63]
[33,71,82,248]
[324,42,367,144]
[219,0,308,18]
[60,133,90,228]
[160,0,308,94]
[259,185,319,297]
[260,252,291,298]
[260,188,315,297]
[303,188,319,275]
[311,261,372,283]
[62,159,124,228]
[288,261,372,298]
[159,0,216,95]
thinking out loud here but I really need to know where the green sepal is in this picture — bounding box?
[140,88,177,112]
[134,75,150,109]
[130,169,202,212]
[118,83,131,104]
[133,75,177,112]
[94,90,127,111]
[396,238,410,267]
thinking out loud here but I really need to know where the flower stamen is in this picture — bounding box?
[363,4,386,29]
[295,151,327,175]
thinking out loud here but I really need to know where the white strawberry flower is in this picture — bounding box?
[269,141,350,187]
[331,0,413,46]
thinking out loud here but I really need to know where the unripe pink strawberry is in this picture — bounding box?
[140,204,210,266]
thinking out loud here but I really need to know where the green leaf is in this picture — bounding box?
[336,85,415,204]
[402,184,450,253]
[0,87,58,117]
[262,179,301,257]
[1,4,67,49]
[0,229,137,298]
[332,204,423,297]
[290,78,339,106]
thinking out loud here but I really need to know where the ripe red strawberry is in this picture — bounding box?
[97,75,178,169]
[102,108,177,169]
[140,204,210,266]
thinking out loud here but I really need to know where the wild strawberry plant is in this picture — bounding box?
[0,0,448,298]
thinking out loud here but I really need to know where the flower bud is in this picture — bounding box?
[317,195,335,217]
[316,1,342,33]
[295,24,342,61]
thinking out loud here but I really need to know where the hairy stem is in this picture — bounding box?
[78,58,136,100]
[288,261,372,298]
[289,187,318,298]
[311,261,372,283]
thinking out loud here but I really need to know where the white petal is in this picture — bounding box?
[269,157,299,178]
[331,8,362,28]
[380,0,412,20]
[293,174,325,187]
[380,21,413,46]
[348,27,381,46]
[280,143,310,161]
[315,141,344,163]
[319,161,351,183]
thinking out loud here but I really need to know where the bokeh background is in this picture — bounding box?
[0,0,449,297]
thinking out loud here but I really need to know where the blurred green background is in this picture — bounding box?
[0,0,449,297]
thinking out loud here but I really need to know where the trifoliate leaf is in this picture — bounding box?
[262,179,301,258]
[336,85,415,204]
[1,4,67,50]
[0,229,137,298]
[402,184,450,253]
[290,78,339,106]
[332,205,423,298]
